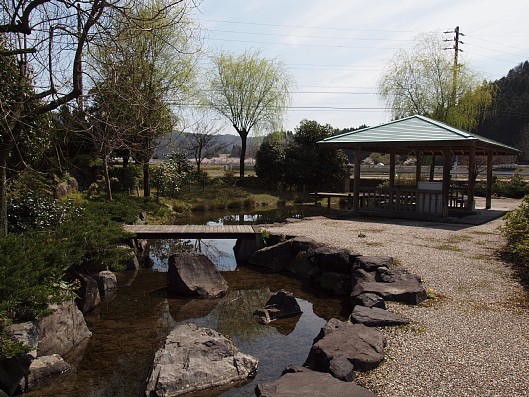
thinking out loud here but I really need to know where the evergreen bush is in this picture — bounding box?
[501,195,529,266]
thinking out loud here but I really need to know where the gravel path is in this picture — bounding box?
[265,198,529,397]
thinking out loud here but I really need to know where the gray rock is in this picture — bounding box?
[145,323,258,397]
[304,319,386,372]
[352,292,386,309]
[355,256,393,271]
[350,305,410,327]
[73,272,100,313]
[351,280,427,305]
[317,272,351,296]
[329,355,355,381]
[313,246,352,274]
[286,238,322,279]
[248,239,295,272]
[115,244,140,270]
[37,299,92,358]
[312,317,345,344]
[352,268,376,285]
[254,290,302,324]
[233,238,260,261]
[19,354,70,392]
[167,252,228,298]
[255,368,376,397]
[94,270,117,297]
[376,267,422,283]
[8,321,39,357]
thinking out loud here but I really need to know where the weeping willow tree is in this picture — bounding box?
[379,33,493,130]
[206,50,294,179]
[378,33,494,178]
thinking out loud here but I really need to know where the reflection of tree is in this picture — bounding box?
[194,239,233,271]
[148,239,194,263]
[199,289,274,343]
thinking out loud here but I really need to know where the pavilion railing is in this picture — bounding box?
[357,186,468,214]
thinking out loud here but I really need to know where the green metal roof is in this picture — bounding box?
[319,115,519,156]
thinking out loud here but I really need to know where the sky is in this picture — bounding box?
[191,0,529,134]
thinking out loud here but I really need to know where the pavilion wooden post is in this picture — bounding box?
[415,151,422,186]
[353,147,361,211]
[486,149,493,209]
[442,147,451,218]
[389,148,396,188]
[389,148,396,208]
[467,143,476,211]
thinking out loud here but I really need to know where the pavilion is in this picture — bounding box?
[318,115,519,218]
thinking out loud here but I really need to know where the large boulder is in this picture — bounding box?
[19,354,71,392]
[167,252,228,298]
[352,292,386,309]
[376,267,422,283]
[304,319,386,372]
[248,240,296,272]
[73,272,100,313]
[145,323,258,397]
[253,290,302,324]
[351,280,427,305]
[354,256,392,272]
[312,246,353,274]
[317,272,351,296]
[37,299,92,358]
[93,270,117,297]
[255,367,376,397]
[350,305,410,327]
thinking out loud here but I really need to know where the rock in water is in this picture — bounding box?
[253,290,302,324]
[167,252,228,298]
[145,323,258,397]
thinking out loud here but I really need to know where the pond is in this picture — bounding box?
[25,206,347,397]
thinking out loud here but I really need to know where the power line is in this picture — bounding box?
[202,19,421,34]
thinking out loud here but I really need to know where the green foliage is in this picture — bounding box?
[478,61,529,149]
[475,173,529,198]
[152,151,194,198]
[7,172,81,233]
[255,120,347,191]
[255,132,287,188]
[287,120,348,190]
[501,195,529,265]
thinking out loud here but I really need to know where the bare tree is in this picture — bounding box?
[182,114,229,173]
[0,0,118,233]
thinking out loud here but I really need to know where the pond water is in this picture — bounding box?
[25,206,347,397]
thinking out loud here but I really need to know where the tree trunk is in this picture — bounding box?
[122,153,129,169]
[429,155,436,181]
[102,154,113,201]
[143,158,150,197]
[0,155,8,235]
[239,131,248,180]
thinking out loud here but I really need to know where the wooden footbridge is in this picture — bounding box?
[123,224,262,240]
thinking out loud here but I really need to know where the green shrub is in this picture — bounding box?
[475,174,529,199]
[501,195,529,265]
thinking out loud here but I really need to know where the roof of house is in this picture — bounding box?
[318,115,519,156]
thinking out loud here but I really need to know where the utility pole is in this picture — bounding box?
[444,26,464,107]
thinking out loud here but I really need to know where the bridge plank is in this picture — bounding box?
[123,224,259,239]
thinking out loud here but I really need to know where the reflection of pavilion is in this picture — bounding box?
[318,115,519,218]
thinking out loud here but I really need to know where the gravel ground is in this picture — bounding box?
[265,197,529,397]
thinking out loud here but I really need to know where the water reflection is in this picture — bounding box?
[23,205,345,397]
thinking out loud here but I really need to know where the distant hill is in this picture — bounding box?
[153,132,263,160]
